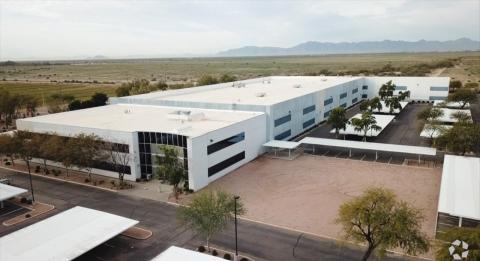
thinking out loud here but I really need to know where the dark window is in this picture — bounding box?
[340,92,347,99]
[138,132,145,143]
[208,151,245,177]
[430,86,448,91]
[303,118,315,129]
[207,132,245,155]
[303,105,316,115]
[352,98,358,104]
[324,98,333,106]
[274,114,291,127]
[429,96,447,101]
[352,88,358,94]
[362,94,368,99]
[340,103,347,108]
[395,86,407,91]
[274,129,291,140]
[324,110,331,118]
[362,85,368,90]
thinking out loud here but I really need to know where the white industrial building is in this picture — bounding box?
[16,76,449,190]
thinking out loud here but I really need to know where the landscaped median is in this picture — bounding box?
[2,197,55,226]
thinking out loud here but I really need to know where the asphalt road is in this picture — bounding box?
[0,168,425,261]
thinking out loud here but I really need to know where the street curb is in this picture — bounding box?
[0,165,118,193]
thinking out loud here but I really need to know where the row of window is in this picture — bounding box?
[274,114,291,127]
[430,86,449,91]
[208,151,245,177]
[303,105,316,115]
[340,103,347,108]
[429,96,447,101]
[340,92,347,99]
[324,97,334,106]
[138,132,187,148]
[395,86,407,91]
[207,132,245,155]
[324,110,331,118]
[275,129,291,140]
[352,97,358,104]
[352,88,358,94]
[362,85,368,90]
[303,118,315,129]
[92,161,131,175]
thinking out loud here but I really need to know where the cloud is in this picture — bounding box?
[0,0,478,60]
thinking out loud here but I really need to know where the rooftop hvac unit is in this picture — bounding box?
[293,84,301,88]
[256,92,266,97]
[321,78,328,81]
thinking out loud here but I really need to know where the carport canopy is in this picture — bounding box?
[0,183,27,202]
[263,140,301,150]
[438,155,480,222]
[0,206,138,261]
[151,246,224,261]
[299,137,436,159]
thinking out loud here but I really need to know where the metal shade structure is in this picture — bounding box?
[0,206,138,261]
[151,246,224,261]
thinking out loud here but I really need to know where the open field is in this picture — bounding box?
[1,51,478,102]
[0,82,118,102]
[204,155,442,242]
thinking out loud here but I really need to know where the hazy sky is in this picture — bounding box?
[1,0,479,60]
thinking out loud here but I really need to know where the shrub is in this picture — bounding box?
[45,169,50,175]
[98,180,104,185]
[197,246,206,253]
[27,199,33,205]
[5,162,11,166]
[35,166,41,173]
[25,213,31,218]
[240,258,249,261]
[84,178,90,183]
[223,253,232,260]
[20,197,27,203]
[110,180,116,186]
[212,250,218,256]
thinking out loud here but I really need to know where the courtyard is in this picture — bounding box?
[205,155,442,240]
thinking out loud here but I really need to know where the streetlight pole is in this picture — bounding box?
[234,195,240,261]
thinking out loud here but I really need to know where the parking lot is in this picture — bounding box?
[207,155,442,242]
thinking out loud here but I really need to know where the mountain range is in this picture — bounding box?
[217,38,480,57]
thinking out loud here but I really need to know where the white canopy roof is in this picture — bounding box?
[300,137,437,156]
[438,108,472,123]
[0,206,138,261]
[438,155,480,220]
[420,125,452,138]
[330,113,395,137]
[151,246,224,261]
[263,140,301,149]
[434,101,470,109]
[371,101,408,114]
[0,183,27,201]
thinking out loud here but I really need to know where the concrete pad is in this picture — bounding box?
[207,155,442,239]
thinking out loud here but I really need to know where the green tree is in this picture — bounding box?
[436,122,480,155]
[385,96,403,114]
[327,107,349,138]
[378,80,395,100]
[368,97,383,112]
[0,133,16,165]
[417,107,445,146]
[177,190,245,251]
[38,134,64,173]
[115,85,131,97]
[197,75,219,86]
[435,227,480,261]
[449,80,462,92]
[155,81,169,91]
[336,187,429,261]
[448,89,477,109]
[350,111,382,141]
[13,131,37,201]
[451,111,472,123]
[104,142,131,187]
[219,74,237,83]
[155,145,186,197]
[70,134,104,181]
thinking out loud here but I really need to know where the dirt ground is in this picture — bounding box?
[205,155,442,240]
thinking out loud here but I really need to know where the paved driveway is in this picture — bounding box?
[0,168,426,261]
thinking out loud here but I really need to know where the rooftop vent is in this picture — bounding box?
[255,92,266,97]
[233,82,246,88]
[293,84,301,88]
[321,78,328,81]
[167,110,205,121]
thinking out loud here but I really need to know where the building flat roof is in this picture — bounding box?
[0,183,27,202]
[120,76,362,106]
[151,246,224,261]
[331,113,395,137]
[17,104,264,138]
[438,155,480,220]
[0,206,138,261]
[300,137,437,156]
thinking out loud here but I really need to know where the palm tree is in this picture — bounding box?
[385,96,402,114]
[327,107,349,138]
[368,97,383,112]
[350,111,382,141]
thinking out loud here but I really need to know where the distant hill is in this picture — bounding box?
[217,38,480,57]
